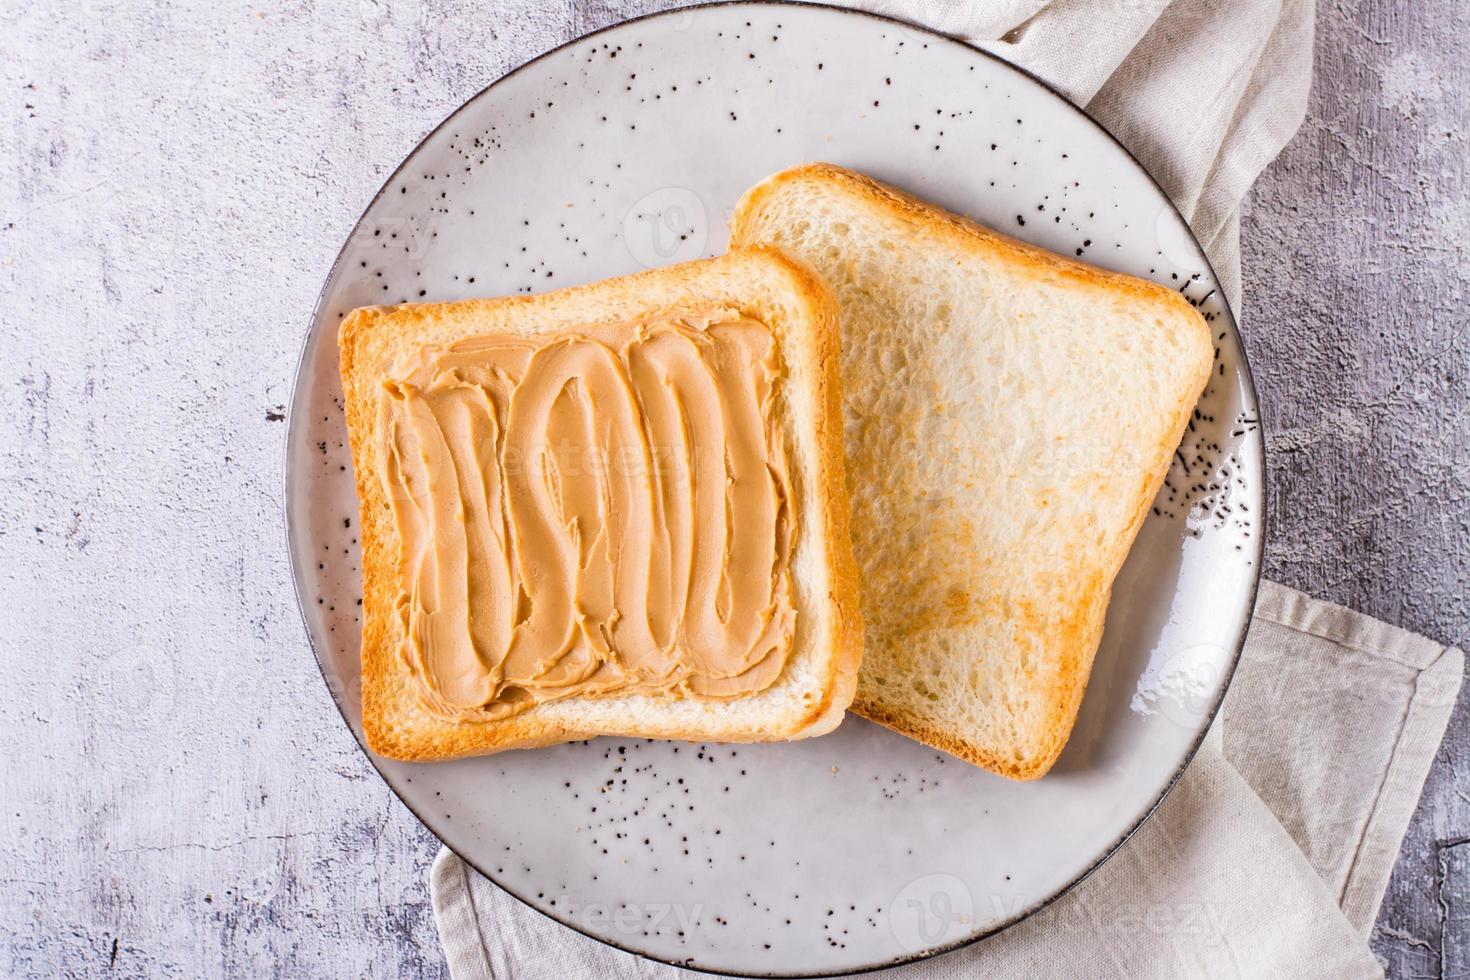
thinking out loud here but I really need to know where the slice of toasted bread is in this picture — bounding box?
[340,247,863,762]
[731,164,1212,779]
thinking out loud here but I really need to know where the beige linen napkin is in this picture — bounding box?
[430,2,1465,976]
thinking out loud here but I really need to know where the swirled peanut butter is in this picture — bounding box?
[378,308,796,722]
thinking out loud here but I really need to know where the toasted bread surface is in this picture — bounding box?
[340,247,862,761]
[731,164,1213,779]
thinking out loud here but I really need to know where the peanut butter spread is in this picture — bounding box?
[378,308,797,722]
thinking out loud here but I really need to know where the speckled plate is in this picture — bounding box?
[285,3,1263,976]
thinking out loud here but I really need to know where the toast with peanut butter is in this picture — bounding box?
[731,164,1212,780]
[339,247,862,761]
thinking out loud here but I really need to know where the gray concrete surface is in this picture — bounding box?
[0,0,1464,977]
[1240,2,1470,974]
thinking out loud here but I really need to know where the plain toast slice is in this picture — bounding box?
[731,164,1212,779]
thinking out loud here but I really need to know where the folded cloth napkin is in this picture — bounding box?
[431,2,1466,976]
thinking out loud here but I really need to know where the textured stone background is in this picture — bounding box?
[1,1,1465,977]
[1241,1,1470,975]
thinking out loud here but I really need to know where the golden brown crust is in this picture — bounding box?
[734,163,1213,780]
[340,247,863,761]
[773,246,865,739]
[731,162,1205,324]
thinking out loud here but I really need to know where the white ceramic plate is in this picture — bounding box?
[286,4,1263,975]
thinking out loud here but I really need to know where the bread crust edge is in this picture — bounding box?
[339,247,864,761]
